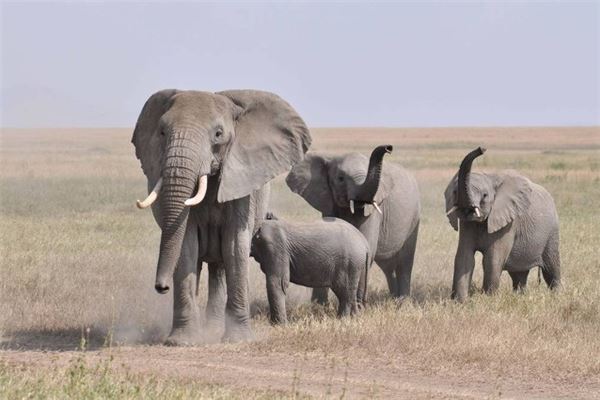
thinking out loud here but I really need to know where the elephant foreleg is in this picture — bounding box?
[205,262,227,338]
[165,224,202,346]
[451,223,476,302]
[222,226,253,342]
[482,244,511,295]
[266,275,288,324]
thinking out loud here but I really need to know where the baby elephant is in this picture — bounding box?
[445,147,561,301]
[250,214,371,324]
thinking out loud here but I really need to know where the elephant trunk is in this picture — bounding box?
[457,147,486,209]
[154,136,210,294]
[355,145,393,203]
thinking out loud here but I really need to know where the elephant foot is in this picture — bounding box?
[164,326,203,347]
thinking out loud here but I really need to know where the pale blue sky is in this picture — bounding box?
[1,1,598,127]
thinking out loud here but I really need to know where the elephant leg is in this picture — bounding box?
[482,248,510,295]
[541,232,561,290]
[221,225,253,342]
[332,286,353,318]
[375,259,398,296]
[266,275,288,325]
[165,224,202,346]
[451,223,476,302]
[508,270,529,292]
[311,287,329,305]
[395,222,419,299]
[205,262,227,337]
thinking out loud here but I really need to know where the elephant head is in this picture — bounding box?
[132,90,310,294]
[286,145,393,217]
[445,148,533,233]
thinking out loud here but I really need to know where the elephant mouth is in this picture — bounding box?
[448,205,485,222]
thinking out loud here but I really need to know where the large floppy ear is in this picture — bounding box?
[444,173,459,231]
[285,153,335,215]
[216,90,311,203]
[131,89,177,185]
[487,172,533,234]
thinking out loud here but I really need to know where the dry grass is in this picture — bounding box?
[1,127,599,397]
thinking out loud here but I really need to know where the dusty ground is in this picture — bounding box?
[1,127,599,398]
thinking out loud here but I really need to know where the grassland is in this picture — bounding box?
[1,127,599,398]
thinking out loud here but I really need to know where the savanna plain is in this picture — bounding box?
[1,127,599,399]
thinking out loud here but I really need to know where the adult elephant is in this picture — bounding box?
[132,89,311,344]
[286,145,421,301]
[444,147,561,301]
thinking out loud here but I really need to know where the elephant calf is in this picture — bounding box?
[250,215,371,324]
[445,147,561,301]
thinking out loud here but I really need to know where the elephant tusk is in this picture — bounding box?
[474,207,481,218]
[372,202,382,215]
[184,175,208,206]
[446,205,458,216]
[136,177,163,209]
[349,200,355,214]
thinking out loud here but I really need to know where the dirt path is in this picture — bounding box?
[2,345,598,399]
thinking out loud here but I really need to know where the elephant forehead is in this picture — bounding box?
[167,91,229,121]
[338,153,368,175]
[468,174,491,193]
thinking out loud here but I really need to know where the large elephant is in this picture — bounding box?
[132,89,311,344]
[286,145,421,301]
[444,147,561,301]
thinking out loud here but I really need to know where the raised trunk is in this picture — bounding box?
[355,145,393,203]
[457,147,486,209]
[154,135,208,293]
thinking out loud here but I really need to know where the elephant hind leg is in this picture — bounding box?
[541,232,561,290]
[508,270,529,292]
[395,222,419,299]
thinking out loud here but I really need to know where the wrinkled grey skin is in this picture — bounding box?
[445,148,561,301]
[286,146,421,301]
[250,215,371,324]
[132,89,310,344]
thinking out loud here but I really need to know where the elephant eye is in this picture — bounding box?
[483,193,488,198]
[215,128,223,138]
[337,176,344,182]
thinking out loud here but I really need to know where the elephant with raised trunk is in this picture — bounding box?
[445,147,561,301]
[132,89,310,344]
[286,145,421,301]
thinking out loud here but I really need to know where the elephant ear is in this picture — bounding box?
[285,153,335,216]
[131,89,177,185]
[217,90,311,203]
[487,172,533,234]
[444,173,459,231]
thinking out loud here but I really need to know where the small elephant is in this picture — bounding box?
[445,147,561,301]
[286,145,421,301]
[250,215,372,324]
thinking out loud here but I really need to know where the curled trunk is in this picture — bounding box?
[355,145,393,203]
[457,147,486,208]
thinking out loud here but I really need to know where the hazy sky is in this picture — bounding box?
[1,1,598,127]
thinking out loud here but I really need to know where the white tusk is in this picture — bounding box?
[372,202,382,215]
[349,200,355,214]
[184,175,208,206]
[446,205,458,216]
[474,207,481,218]
[136,177,163,209]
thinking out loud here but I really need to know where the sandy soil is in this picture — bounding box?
[2,335,598,399]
